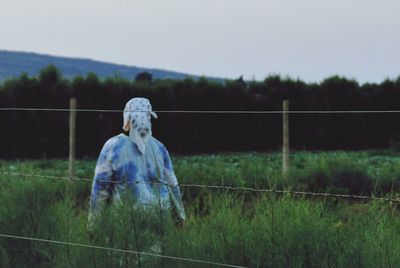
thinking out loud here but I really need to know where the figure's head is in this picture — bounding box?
[122,98,156,154]
[123,97,157,131]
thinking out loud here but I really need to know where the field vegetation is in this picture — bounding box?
[1,151,400,267]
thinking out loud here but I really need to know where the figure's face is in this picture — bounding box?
[130,112,151,140]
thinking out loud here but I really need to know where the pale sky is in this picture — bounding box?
[1,0,399,83]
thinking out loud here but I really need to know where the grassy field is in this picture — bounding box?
[1,151,400,267]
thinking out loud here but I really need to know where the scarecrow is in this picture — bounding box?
[88,98,185,226]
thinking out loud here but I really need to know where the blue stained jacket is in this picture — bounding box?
[89,133,185,222]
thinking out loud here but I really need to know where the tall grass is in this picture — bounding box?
[1,151,400,267]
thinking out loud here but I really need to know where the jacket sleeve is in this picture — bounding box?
[88,140,114,225]
[162,146,186,220]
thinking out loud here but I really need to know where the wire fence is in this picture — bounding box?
[1,168,399,267]
[0,233,246,268]
[2,105,400,267]
[3,107,400,114]
[1,171,399,203]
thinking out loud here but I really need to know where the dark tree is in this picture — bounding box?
[235,75,247,88]
[2,66,400,158]
[135,72,153,82]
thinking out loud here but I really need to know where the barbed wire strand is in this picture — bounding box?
[1,171,399,203]
[0,233,246,268]
[2,107,400,114]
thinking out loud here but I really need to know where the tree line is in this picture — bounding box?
[1,65,400,158]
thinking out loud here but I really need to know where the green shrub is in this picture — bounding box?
[1,154,400,267]
[293,158,374,195]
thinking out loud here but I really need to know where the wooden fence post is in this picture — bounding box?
[282,100,290,181]
[69,98,77,180]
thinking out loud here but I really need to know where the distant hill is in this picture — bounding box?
[0,50,220,81]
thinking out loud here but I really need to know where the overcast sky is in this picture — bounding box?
[1,0,399,83]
